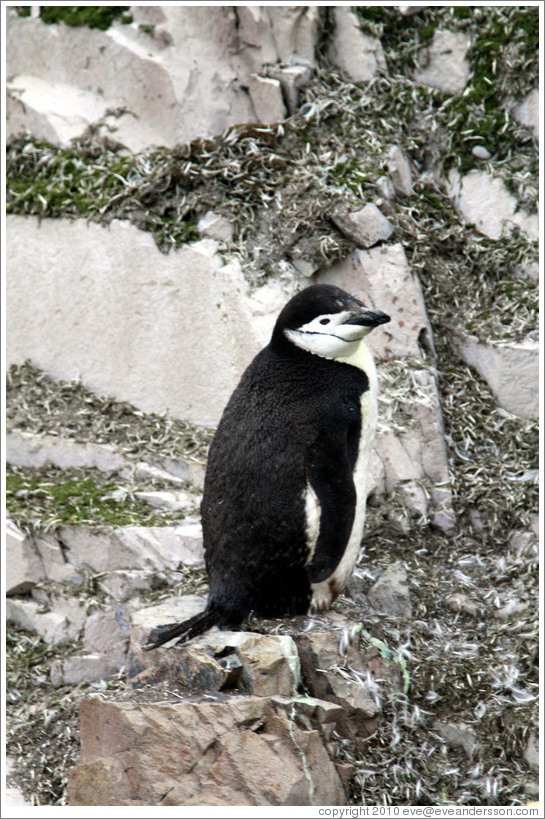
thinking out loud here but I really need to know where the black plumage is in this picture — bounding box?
[146,284,389,649]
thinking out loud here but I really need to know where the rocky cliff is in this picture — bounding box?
[5,4,539,809]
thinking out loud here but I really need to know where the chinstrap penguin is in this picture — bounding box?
[146,284,390,649]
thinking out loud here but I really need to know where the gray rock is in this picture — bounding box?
[446,169,539,241]
[327,7,386,83]
[446,593,483,618]
[331,204,394,248]
[6,430,127,473]
[133,489,198,512]
[34,532,80,584]
[471,145,491,160]
[510,88,539,140]
[448,332,538,419]
[84,607,131,666]
[99,569,165,602]
[267,64,313,115]
[387,146,413,197]
[58,520,204,573]
[6,597,73,645]
[197,211,234,244]
[248,74,286,124]
[129,598,300,697]
[6,216,261,426]
[6,520,45,594]
[433,720,481,757]
[51,653,125,687]
[367,562,412,618]
[413,30,471,95]
[6,7,265,151]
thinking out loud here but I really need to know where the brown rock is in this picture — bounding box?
[129,598,300,696]
[67,693,346,806]
[295,629,402,740]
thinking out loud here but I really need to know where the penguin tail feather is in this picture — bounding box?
[144,609,221,650]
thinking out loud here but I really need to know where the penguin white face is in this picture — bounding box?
[284,308,381,360]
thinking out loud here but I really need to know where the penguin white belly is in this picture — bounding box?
[310,341,378,611]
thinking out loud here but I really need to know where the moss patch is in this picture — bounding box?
[6,466,189,532]
[16,5,133,29]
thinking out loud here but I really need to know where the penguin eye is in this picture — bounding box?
[319,318,331,325]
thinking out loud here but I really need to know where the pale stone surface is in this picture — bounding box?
[6,597,74,645]
[6,216,260,425]
[511,88,539,140]
[327,7,386,83]
[98,569,162,602]
[446,169,539,241]
[59,521,204,573]
[6,519,45,594]
[84,607,131,665]
[6,6,320,151]
[248,74,287,123]
[6,7,256,151]
[449,333,538,418]
[413,30,471,94]
[5,759,31,807]
[315,244,433,360]
[387,146,413,197]
[267,64,313,114]
[367,561,412,618]
[332,204,394,248]
[50,653,125,687]
[197,211,234,243]
[6,429,126,472]
[67,693,345,806]
[133,489,199,512]
[34,532,78,583]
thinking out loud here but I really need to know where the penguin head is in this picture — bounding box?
[273,284,390,361]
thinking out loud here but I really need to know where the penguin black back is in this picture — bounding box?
[146,284,390,649]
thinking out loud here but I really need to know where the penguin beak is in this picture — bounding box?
[342,308,391,328]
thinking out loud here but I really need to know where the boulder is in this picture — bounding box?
[413,30,471,95]
[67,693,346,806]
[6,216,260,425]
[197,211,234,244]
[387,146,413,197]
[129,598,300,697]
[446,169,539,241]
[433,720,481,757]
[296,627,402,740]
[331,204,394,248]
[6,519,45,594]
[6,597,76,645]
[248,74,286,123]
[6,430,127,473]
[315,243,433,360]
[327,7,386,83]
[58,521,204,573]
[448,332,538,418]
[510,87,539,140]
[367,561,412,618]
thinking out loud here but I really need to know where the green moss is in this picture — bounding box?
[6,467,187,531]
[38,6,132,30]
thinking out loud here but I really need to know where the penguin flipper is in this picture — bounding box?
[306,415,358,583]
[144,609,221,650]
